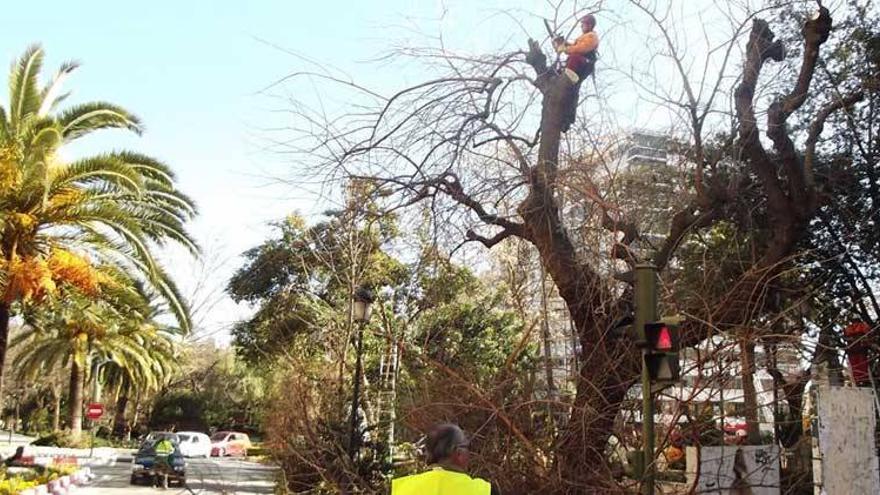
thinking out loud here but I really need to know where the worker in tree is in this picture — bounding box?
[552,14,599,132]
[392,423,500,495]
[553,14,599,84]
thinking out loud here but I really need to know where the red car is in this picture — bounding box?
[210,431,251,457]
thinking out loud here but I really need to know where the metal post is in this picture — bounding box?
[348,321,365,460]
[635,263,658,495]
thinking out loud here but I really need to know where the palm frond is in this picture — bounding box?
[151,264,192,334]
[47,154,146,195]
[57,102,142,141]
[8,44,44,128]
[38,60,79,116]
[0,106,8,139]
[113,151,177,186]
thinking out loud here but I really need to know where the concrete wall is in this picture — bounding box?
[813,386,880,495]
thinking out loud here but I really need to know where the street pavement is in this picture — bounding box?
[0,430,36,446]
[90,455,277,494]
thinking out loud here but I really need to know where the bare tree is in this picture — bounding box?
[272,1,874,490]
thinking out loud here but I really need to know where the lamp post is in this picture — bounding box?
[348,286,374,460]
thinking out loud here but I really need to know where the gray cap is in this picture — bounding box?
[426,423,468,464]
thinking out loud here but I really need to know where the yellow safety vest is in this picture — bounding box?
[155,440,174,455]
[392,467,491,495]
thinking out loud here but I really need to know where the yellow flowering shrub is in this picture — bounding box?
[0,476,39,495]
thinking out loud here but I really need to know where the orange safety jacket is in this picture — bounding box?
[564,31,599,56]
[391,466,492,495]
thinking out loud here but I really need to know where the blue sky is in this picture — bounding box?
[2,0,553,342]
[4,0,744,342]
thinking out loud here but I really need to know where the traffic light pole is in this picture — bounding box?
[635,263,658,495]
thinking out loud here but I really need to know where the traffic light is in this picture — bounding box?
[643,322,680,383]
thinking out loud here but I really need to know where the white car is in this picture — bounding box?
[176,431,212,458]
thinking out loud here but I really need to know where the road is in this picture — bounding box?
[0,430,36,446]
[90,455,277,494]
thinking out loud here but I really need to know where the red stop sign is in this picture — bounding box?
[86,403,104,420]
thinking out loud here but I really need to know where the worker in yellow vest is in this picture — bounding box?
[391,423,499,495]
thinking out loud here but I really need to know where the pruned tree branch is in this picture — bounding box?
[466,226,522,248]
[804,89,866,190]
[735,18,789,218]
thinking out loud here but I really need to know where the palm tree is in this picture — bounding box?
[101,343,176,439]
[0,45,197,397]
[13,279,180,437]
[95,293,179,439]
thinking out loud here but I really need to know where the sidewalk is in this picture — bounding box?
[0,430,36,447]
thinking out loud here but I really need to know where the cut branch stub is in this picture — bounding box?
[526,38,551,92]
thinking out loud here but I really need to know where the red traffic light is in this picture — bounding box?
[643,321,681,384]
[656,325,672,350]
[644,322,678,351]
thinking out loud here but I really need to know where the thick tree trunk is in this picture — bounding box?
[130,389,141,441]
[780,384,806,448]
[52,385,61,432]
[539,267,557,404]
[113,391,129,438]
[0,303,10,409]
[13,399,20,433]
[740,339,762,444]
[556,354,637,490]
[816,324,845,385]
[69,361,84,438]
[517,63,640,490]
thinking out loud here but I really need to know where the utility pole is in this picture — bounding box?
[635,263,658,495]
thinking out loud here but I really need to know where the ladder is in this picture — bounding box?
[375,339,399,462]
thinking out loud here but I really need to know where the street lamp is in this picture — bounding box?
[348,286,374,460]
[352,287,374,323]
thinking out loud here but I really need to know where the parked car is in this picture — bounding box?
[210,431,251,457]
[131,434,186,487]
[142,431,180,447]
[177,431,212,458]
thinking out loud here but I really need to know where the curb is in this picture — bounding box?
[18,467,94,495]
